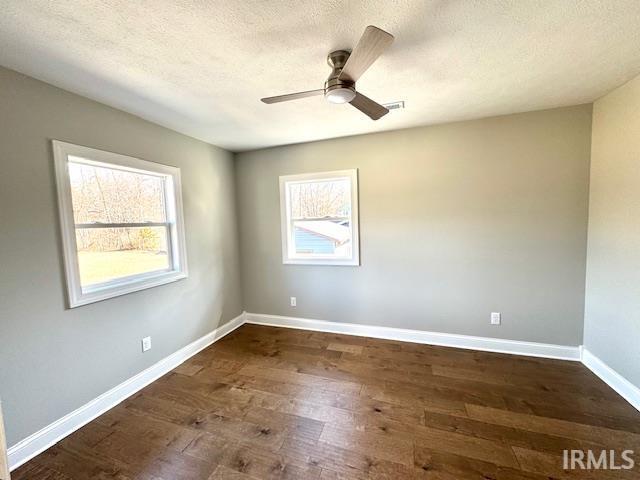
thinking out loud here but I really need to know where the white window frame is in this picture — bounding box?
[279,169,360,266]
[52,140,188,308]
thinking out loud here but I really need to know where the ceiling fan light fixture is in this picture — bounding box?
[260,26,394,120]
[325,87,356,104]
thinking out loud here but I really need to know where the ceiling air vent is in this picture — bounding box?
[383,101,405,111]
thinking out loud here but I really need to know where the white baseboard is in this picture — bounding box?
[245,313,582,361]
[581,348,640,412]
[8,312,246,471]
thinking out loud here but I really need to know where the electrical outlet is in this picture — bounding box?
[290,296,297,307]
[141,336,152,352]
[490,312,501,325]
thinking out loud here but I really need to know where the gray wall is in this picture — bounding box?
[236,105,593,346]
[584,74,640,388]
[0,67,243,446]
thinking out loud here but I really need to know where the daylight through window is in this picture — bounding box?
[53,141,188,307]
[280,170,359,265]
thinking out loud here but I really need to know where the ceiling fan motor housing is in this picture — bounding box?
[324,50,356,103]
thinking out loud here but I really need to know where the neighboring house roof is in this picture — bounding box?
[294,221,350,244]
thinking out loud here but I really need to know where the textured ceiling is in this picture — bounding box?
[1,1,640,151]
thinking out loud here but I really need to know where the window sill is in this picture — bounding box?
[283,258,360,266]
[68,271,188,308]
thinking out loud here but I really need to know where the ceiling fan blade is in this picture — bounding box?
[338,26,394,83]
[349,92,389,120]
[261,89,324,104]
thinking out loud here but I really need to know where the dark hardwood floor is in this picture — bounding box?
[13,324,640,479]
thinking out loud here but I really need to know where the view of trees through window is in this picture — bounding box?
[68,158,170,287]
[288,178,352,256]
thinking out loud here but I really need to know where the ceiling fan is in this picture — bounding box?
[261,25,394,120]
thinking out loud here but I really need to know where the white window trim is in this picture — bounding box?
[52,140,188,308]
[279,169,360,266]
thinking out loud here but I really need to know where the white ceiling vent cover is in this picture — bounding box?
[383,101,405,110]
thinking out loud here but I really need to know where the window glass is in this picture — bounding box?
[75,226,170,288]
[68,159,166,224]
[288,178,352,257]
[280,170,359,266]
[53,141,188,307]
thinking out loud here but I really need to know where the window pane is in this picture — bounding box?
[288,178,351,219]
[288,178,352,256]
[68,158,167,224]
[293,219,352,256]
[75,226,170,288]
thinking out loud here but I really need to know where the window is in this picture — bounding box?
[53,141,188,307]
[280,169,359,266]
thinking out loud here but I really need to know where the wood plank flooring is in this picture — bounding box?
[12,324,640,479]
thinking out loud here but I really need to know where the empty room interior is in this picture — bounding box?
[2,1,640,479]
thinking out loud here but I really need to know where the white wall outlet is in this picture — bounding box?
[490,312,501,325]
[141,336,152,352]
[290,296,297,307]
